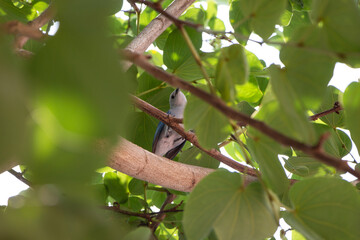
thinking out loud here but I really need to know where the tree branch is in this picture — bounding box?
[131,95,259,178]
[7,169,33,188]
[123,50,360,179]
[14,2,56,49]
[1,21,46,41]
[123,0,196,71]
[108,138,215,192]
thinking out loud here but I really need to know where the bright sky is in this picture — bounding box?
[1,2,360,240]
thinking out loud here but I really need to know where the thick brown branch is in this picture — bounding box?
[124,50,360,179]
[109,138,215,192]
[309,101,343,121]
[131,95,258,178]
[14,3,56,49]
[2,21,46,41]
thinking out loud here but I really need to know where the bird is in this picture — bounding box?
[152,88,187,159]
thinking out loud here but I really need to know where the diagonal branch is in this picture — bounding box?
[123,50,360,179]
[132,95,258,177]
[123,0,196,71]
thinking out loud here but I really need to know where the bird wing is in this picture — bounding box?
[152,120,165,153]
[164,138,186,160]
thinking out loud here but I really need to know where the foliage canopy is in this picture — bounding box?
[1,0,360,239]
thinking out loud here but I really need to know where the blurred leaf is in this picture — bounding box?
[343,82,360,150]
[179,146,219,169]
[184,94,231,149]
[208,17,225,31]
[206,0,217,21]
[183,169,278,240]
[0,36,28,172]
[215,44,249,102]
[180,8,205,24]
[124,227,152,240]
[283,11,311,41]
[230,0,287,40]
[284,177,360,240]
[311,0,360,67]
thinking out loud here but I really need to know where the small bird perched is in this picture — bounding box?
[152,88,187,159]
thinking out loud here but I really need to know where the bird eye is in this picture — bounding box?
[171,95,175,99]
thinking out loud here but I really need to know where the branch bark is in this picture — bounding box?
[123,50,360,179]
[109,138,215,192]
[123,0,195,71]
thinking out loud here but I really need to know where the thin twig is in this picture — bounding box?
[150,193,177,232]
[123,50,360,179]
[178,25,215,94]
[309,101,343,121]
[7,169,33,188]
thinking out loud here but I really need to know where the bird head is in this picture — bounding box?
[169,88,187,108]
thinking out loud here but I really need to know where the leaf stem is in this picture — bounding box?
[178,25,216,95]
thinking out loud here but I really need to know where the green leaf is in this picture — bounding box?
[313,124,351,159]
[215,44,249,102]
[104,172,128,204]
[183,169,278,240]
[280,25,336,109]
[179,147,220,169]
[235,75,263,103]
[206,0,217,21]
[311,0,360,67]
[128,178,145,195]
[247,135,290,195]
[125,112,158,152]
[180,8,205,24]
[124,227,152,240]
[148,190,167,209]
[343,82,360,150]
[284,177,360,240]
[223,141,250,163]
[285,156,333,177]
[184,94,231,149]
[163,27,202,70]
[269,65,316,143]
[230,0,287,40]
[229,0,251,44]
[283,11,311,41]
[208,17,225,31]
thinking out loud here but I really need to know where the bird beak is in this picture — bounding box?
[175,88,179,94]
